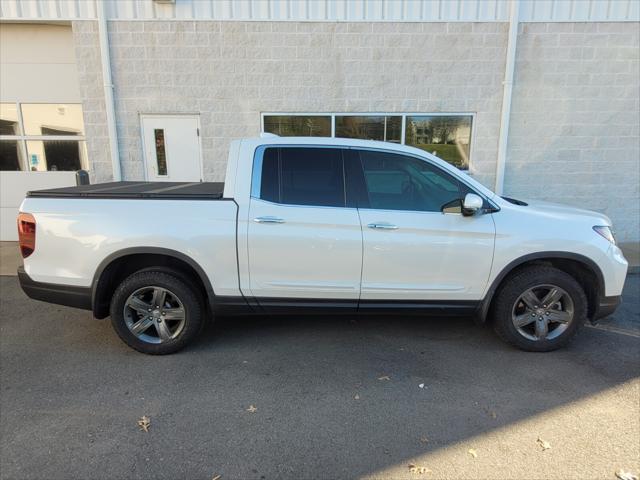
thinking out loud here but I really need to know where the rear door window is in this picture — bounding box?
[257,147,346,208]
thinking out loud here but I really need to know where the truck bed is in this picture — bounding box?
[27,181,225,200]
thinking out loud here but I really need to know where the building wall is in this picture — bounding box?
[71,19,640,242]
[73,20,508,186]
[507,22,640,241]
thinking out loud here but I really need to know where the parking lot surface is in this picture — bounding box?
[1,274,638,480]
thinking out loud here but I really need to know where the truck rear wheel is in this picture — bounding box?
[491,265,587,352]
[109,270,204,354]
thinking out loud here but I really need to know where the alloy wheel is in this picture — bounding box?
[511,284,574,342]
[123,286,186,344]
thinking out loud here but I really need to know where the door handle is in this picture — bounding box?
[254,216,285,224]
[367,223,399,230]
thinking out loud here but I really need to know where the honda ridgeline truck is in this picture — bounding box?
[17,136,628,354]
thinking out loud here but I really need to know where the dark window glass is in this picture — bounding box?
[279,148,345,207]
[264,115,331,137]
[260,147,279,203]
[41,127,80,136]
[335,115,401,143]
[344,149,370,208]
[405,115,472,169]
[0,119,19,136]
[359,150,465,212]
[26,140,86,171]
[154,129,167,176]
[0,140,23,171]
[0,104,20,135]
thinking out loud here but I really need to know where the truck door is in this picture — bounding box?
[246,146,362,311]
[350,148,495,307]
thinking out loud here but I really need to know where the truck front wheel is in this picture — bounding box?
[491,265,588,352]
[109,270,204,354]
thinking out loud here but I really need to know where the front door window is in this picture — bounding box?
[358,150,469,213]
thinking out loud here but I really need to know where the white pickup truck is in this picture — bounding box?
[18,136,628,354]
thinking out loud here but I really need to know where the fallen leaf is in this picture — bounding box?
[468,448,478,458]
[137,415,150,432]
[211,475,222,480]
[537,437,551,451]
[420,436,429,444]
[246,405,257,413]
[483,407,497,419]
[616,470,639,480]
[354,394,360,400]
[408,463,431,474]
[378,375,391,381]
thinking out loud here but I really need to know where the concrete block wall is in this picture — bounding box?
[72,20,639,242]
[507,22,639,242]
[72,21,114,184]
[72,20,507,186]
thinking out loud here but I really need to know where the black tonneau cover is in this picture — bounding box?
[27,181,225,200]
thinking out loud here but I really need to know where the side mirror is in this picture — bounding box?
[462,193,483,216]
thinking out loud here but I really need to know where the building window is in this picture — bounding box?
[335,116,401,143]
[262,113,473,170]
[0,102,87,172]
[405,115,472,169]
[263,115,331,137]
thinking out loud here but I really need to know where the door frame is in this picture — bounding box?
[139,113,204,181]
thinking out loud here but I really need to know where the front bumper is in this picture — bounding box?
[18,266,92,311]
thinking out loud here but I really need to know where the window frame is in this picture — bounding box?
[0,101,87,172]
[252,144,497,214]
[261,112,476,171]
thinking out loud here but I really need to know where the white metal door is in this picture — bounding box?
[141,115,202,182]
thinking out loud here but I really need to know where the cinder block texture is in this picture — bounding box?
[72,20,639,242]
[72,20,507,185]
[508,22,639,242]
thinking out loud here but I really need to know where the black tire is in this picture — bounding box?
[491,265,588,352]
[110,269,204,355]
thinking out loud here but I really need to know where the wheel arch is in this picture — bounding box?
[477,251,605,324]
[91,247,215,319]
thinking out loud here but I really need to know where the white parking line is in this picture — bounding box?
[586,323,640,339]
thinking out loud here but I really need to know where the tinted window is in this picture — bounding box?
[260,147,279,203]
[258,147,346,207]
[281,148,344,207]
[358,150,465,212]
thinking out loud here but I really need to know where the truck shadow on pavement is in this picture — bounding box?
[1,275,638,479]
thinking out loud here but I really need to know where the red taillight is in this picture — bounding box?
[17,212,36,258]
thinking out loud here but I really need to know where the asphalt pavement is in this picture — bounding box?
[0,274,638,480]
